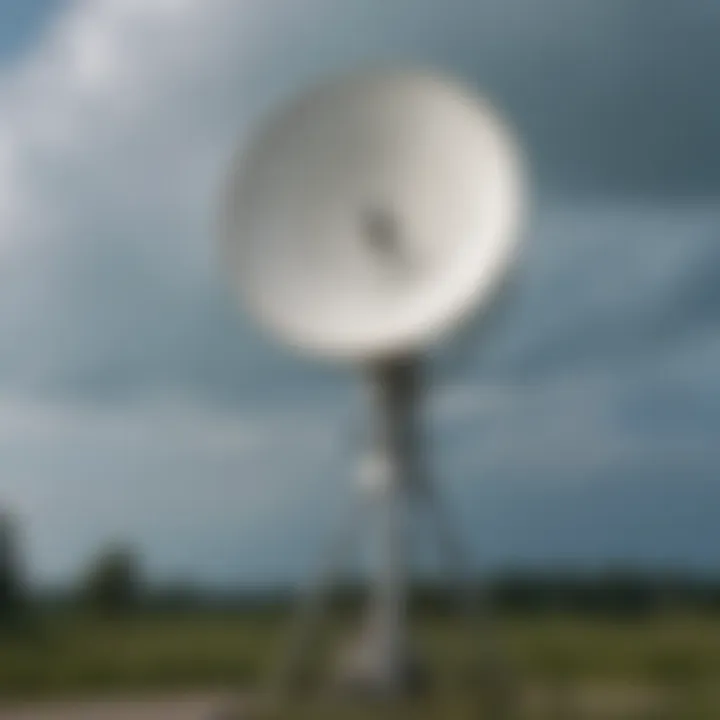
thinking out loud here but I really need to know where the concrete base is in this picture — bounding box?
[332,632,429,699]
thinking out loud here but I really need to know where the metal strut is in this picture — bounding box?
[269,357,512,704]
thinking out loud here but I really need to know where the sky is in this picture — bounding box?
[0,0,719,588]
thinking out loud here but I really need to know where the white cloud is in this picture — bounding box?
[0,0,219,242]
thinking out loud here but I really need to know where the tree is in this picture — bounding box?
[81,543,143,616]
[0,510,25,620]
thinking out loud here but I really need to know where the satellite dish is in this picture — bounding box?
[219,68,527,700]
[221,68,525,362]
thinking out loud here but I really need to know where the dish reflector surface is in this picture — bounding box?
[222,69,525,360]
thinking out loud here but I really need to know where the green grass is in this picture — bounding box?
[0,611,280,698]
[0,611,719,717]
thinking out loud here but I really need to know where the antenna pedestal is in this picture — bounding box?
[271,358,508,706]
[334,356,427,697]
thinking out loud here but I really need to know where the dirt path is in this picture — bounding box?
[0,693,244,720]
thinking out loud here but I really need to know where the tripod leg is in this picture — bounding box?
[416,485,517,712]
[268,493,368,701]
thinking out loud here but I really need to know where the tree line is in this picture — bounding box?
[2,511,720,622]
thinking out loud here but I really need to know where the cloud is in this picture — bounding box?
[1,0,718,403]
[0,0,718,582]
[479,204,720,382]
[0,393,348,585]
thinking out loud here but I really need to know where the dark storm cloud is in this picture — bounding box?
[475,0,720,198]
[476,205,720,382]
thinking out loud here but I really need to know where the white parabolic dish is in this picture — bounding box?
[221,69,526,361]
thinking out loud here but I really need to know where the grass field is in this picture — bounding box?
[1,611,719,718]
